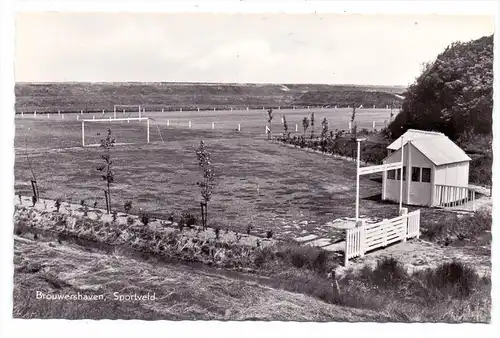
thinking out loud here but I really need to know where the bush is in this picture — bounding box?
[140,212,149,226]
[266,230,273,239]
[419,261,479,298]
[126,216,135,226]
[124,201,132,215]
[54,199,61,212]
[422,210,491,244]
[368,257,408,287]
[179,212,197,227]
[284,245,331,273]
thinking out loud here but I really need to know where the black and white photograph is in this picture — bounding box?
[1,0,499,336]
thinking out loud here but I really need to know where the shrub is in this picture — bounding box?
[124,201,132,215]
[168,213,175,223]
[112,211,118,223]
[246,225,252,235]
[140,212,149,226]
[420,261,479,298]
[215,227,220,240]
[369,257,408,287]
[80,199,85,207]
[179,212,197,227]
[266,230,273,239]
[126,216,135,226]
[285,245,330,273]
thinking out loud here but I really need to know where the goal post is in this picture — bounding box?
[113,105,142,119]
[81,117,150,147]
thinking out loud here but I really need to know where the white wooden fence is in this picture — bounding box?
[434,184,476,211]
[344,209,420,266]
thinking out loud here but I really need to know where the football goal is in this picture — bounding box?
[113,104,143,119]
[81,117,153,147]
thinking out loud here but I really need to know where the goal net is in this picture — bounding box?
[113,104,143,118]
[81,117,163,147]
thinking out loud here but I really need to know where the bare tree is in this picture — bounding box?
[310,112,315,139]
[195,140,215,230]
[267,108,273,140]
[302,116,310,137]
[97,128,115,213]
[321,117,329,139]
[283,114,289,139]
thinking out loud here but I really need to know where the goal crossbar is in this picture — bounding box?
[82,117,149,122]
[81,117,150,147]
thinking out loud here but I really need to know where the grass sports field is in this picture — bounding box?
[15,107,401,239]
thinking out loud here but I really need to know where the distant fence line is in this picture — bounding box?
[15,104,400,115]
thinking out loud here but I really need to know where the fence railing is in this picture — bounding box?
[433,184,476,211]
[344,209,420,266]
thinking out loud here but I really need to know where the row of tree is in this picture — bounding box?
[267,106,360,141]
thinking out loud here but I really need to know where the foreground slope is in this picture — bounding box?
[13,236,389,321]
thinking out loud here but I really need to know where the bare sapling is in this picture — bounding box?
[96,129,115,213]
[195,140,215,230]
[267,108,273,140]
[283,115,289,139]
[302,116,310,137]
[310,112,315,139]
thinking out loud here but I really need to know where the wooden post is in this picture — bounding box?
[372,121,376,130]
[357,220,365,257]
[47,114,50,119]
[355,140,361,222]
[93,116,95,120]
[34,111,37,118]
[344,230,349,267]
[147,119,150,143]
[400,207,408,241]
[58,110,60,115]
[238,124,241,132]
[167,120,170,126]
[295,124,298,132]
[212,122,215,130]
[77,115,79,121]
[407,141,412,204]
[82,121,85,146]
[189,120,192,128]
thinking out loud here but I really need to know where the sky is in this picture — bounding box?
[15,12,494,85]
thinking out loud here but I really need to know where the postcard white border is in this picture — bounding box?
[1,1,499,338]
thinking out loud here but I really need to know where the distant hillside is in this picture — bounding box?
[15,82,406,113]
[389,35,494,142]
[293,90,403,108]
